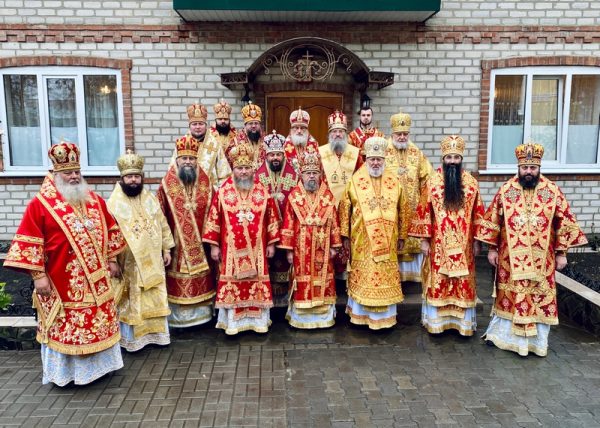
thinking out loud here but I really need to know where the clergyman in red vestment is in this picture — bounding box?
[4,142,126,386]
[157,133,214,328]
[203,142,281,335]
[476,142,587,356]
[279,150,342,328]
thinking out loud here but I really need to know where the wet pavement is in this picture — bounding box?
[0,259,599,427]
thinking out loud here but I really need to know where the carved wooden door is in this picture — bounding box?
[266,91,343,146]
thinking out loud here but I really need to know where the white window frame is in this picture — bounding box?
[483,66,600,174]
[0,66,125,176]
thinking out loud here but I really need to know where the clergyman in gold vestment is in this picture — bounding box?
[108,151,175,352]
[339,137,408,329]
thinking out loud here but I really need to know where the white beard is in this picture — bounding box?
[368,165,383,178]
[393,140,408,150]
[291,133,308,147]
[55,174,90,204]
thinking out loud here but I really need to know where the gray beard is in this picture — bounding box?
[393,140,408,150]
[234,176,254,191]
[329,136,347,153]
[54,175,90,204]
[304,179,318,192]
[291,134,308,147]
[368,165,383,178]
[178,165,197,185]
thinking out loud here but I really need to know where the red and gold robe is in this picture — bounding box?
[279,182,342,309]
[348,127,384,160]
[226,131,266,170]
[409,168,485,313]
[3,174,125,355]
[256,158,299,290]
[157,164,214,305]
[203,178,280,312]
[283,136,320,175]
[475,175,587,333]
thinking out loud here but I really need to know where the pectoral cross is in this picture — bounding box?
[236,209,255,224]
[280,173,297,191]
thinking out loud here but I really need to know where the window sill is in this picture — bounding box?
[479,168,600,175]
[0,169,120,177]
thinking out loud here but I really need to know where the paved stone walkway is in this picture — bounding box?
[0,312,599,427]
[0,258,599,427]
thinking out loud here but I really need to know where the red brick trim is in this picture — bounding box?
[0,55,134,171]
[1,23,600,44]
[478,55,600,180]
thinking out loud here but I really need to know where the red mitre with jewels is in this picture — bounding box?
[299,149,322,173]
[328,110,347,132]
[515,141,544,166]
[176,135,200,158]
[48,141,81,172]
[290,107,310,128]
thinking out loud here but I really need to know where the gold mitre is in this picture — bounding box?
[515,141,544,166]
[391,111,411,133]
[213,99,232,120]
[440,135,465,158]
[117,149,144,176]
[187,103,208,124]
[364,136,388,158]
[241,102,262,124]
[230,142,255,168]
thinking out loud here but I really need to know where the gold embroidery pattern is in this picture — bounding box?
[66,259,86,302]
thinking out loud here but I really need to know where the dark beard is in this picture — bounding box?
[216,122,231,136]
[518,173,540,189]
[119,181,143,197]
[443,163,464,211]
[178,165,197,186]
[268,160,282,172]
[247,130,261,143]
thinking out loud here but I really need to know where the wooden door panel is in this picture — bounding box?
[267,92,343,145]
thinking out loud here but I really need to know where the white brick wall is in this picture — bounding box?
[0,1,599,238]
[432,0,600,26]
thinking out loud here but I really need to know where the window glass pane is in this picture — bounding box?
[491,75,525,163]
[530,77,559,161]
[3,75,43,166]
[46,78,78,146]
[84,75,119,166]
[567,75,600,164]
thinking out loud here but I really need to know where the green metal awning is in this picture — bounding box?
[174,0,440,22]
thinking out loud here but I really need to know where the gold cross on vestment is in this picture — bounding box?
[315,229,327,245]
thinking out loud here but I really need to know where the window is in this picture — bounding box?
[487,66,600,172]
[1,67,125,175]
